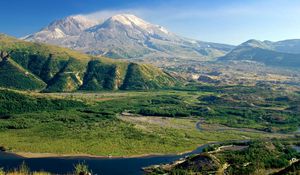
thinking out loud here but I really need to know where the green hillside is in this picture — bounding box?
[80,59,128,90]
[0,58,46,90]
[0,34,179,92]
[121,63,178,90]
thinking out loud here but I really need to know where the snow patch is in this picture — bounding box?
[52,28,66,38]
[110,14,151,29]
[109,14,171,35]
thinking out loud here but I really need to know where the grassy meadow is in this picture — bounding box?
[0,85,299,156]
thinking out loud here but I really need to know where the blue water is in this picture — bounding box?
[293,145,300,153]
[0,145,208,175]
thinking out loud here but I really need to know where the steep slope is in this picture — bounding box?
[24,14,234,62]
[44,57,87,92]
[219,39,300,68]
[0,34,91,91]
[0,58,46,90]
[121,63,178,90]
[0,34,179,92]
[80,59,129,91]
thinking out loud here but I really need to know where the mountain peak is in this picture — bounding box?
[64,15,97,26]
[108,14,152,29]
[105,14,169,34]
[24,15,98,41]
[47,15,97,34]
[23,14,234,61]
[240,39,270,49]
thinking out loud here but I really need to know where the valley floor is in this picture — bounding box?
[0,86,299,157]
[0,116,280,158]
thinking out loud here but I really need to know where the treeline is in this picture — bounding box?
[0,89,85,115]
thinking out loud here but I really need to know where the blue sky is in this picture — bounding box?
[1,0,300,44]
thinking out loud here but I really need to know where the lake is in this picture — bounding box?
[0,145,208,175]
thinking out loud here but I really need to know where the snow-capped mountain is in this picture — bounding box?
[25,15,97,41]
[24,14,234,62]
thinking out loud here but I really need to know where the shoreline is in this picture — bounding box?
[1,139,260,159]
[3,144,206,159]
[3,139,251,159]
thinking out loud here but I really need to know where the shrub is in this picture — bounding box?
[0,168,4,175]
[74,162,90,175]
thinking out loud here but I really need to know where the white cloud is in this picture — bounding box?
[74,0,300,44]
[79,0,300,23]
[82,9,148,21]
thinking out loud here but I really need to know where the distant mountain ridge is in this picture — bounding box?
[0,34,180,92]
[220,39,300,68]
[24,15,97,41]
[268,39,300,54]
[24,14,234,62]
[22,14,300,68]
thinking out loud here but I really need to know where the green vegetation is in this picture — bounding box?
[1,26,300,175]
[217,140,299,174]
[0,84,298,156]
[147,139,300,175]
[121,63,179,90]
[0,162,90,175]
[80,60,122,90]
[0,76,299,174]
[0,34,179,92]
[0,87,284,156]
[74,162,91,175]
[0,58,46,90]
[274,160,300,175]
[0,89,85,116]
[90,84,300,133]
[191,85,300,133]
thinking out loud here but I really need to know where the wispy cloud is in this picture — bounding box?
[77,0,300,44]
[81,0,300,21]
[82,9,147,21]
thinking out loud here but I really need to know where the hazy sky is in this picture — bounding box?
[1,0,300,44]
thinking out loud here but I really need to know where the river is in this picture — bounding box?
[0,121,264,174]
[0,144,208,175]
